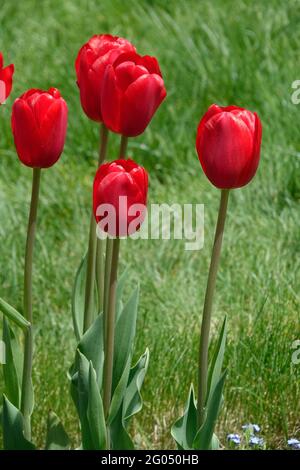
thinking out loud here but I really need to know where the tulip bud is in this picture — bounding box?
[196,104,262,189]
[93,159,148,237]
[0,52,14,104]
[101,51,167,137]
[11,88,68,168]
[75,34,136,122]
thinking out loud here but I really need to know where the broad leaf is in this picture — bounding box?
[207,316,227,405]
[87,362,107,450]
[193,370,227,450]
[108,350,149,449]
[210,433,220,450]
[77,314,104,387]
[77,350,94,450]
[171,385,197,450]
[108,356,131,426]
[2,395,35,450]
[72,253,99,342]
[116,268,129,321]
[2,319,22,407]
[123,348,149,421]
[72,254,86,341]
[0,298,30,330]
[45,411,70,450]
[112,286,139,394]
[110,407,134,450]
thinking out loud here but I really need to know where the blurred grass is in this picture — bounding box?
[0,0,299,449]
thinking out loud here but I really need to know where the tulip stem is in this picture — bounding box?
[83,214,97,332]
[84,125,109,332]
[21,167,41,441]
[197,189,229,428]
[96,124,109,312]
[103,238,113,350]
[103,237,120,423]
[119,136,128,158]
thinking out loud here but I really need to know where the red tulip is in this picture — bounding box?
[11,88,68,168]
[196,104,262,189]
[0,52,14,104]
[75,34,136,122]
[93,159,148,237]
[101,51,166,137]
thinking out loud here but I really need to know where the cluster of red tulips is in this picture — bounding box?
[0,34,262,450]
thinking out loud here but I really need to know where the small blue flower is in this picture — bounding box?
[249,436,264,447]
[242,423,260,433]
[227,433,241,445]
[287,438,300,450]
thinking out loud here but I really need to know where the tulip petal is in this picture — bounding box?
[115,62,148,92]
[101,64,122,132]
[40,99,68,168]
[32,93,55,127]
[0,64,14,100]
[120,74,166,137]
[198,112,254,189]
[239,112,262,184]
[11,99,41,167]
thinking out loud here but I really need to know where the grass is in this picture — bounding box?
[0,0,300,450]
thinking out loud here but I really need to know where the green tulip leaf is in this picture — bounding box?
[0,297,30,330]
[110,407,134,450]
[2,395,35,450]
[193,370,227,450]
[77,350,94,450]
[210,433,220,450]
[2,319,22,408]
[112,286,139,394]
[123,348,149,422]
[87,362,107,450]
[72,254,86,342]
[72,253,99,342]
[206,316,227,405]
[171,385,197,450]
[116,267,129,321]
[45,411,70,450]
[77,313,104,387]
[108,356,131,426]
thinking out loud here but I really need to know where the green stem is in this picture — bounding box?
[119,135,128,158]
[84,125,109,331]
[103,238,113,348]
[103,237,120,420]
[21,167,41,441]
[96,124,109,312]
[83,215,97,332]
[197,189,229,427]
[102,133,127,347]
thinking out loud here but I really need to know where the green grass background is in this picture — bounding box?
[0,0,300,449]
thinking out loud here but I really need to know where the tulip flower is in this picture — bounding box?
[93,158,148,431]
[173,104,262,450]
[11,89,67,440]
[196,104,262,189]
[11,88,68,168]
[101,51,167,137]
[0,52,14,105]
[75,34,136,122]
[75,35,135,333]
[93,159,148,237]
[195,104,262,440]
